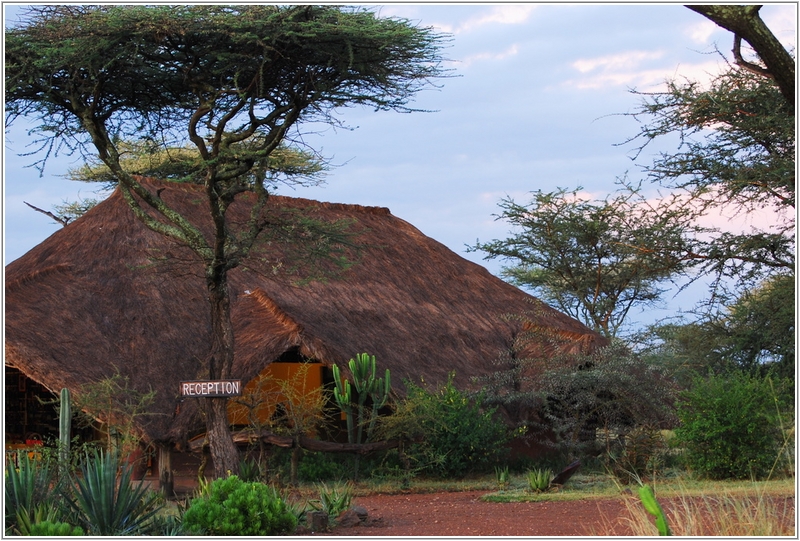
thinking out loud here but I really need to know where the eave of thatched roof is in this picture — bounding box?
[5,179,606,446]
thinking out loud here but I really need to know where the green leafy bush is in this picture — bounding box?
[298,451,351,482]
[675,373,792,479]
[182,476,297,535]
[378,373,511,478]
[27,520,85,536]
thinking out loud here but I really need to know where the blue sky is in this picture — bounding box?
[3,4,796,331]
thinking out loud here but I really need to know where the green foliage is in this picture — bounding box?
[237,457,263,483]
[481,327,677,463]
[472,184,702,337]
[72,372,155,458]
[674,373,792,479]
[379,373,511,478]
[66,449,163,535]
[495,466,510,489]
[638,484,671,536]
[297,451,351,483]
[526,468,552,492]
[26,520,85,536]
[629,63,794,289]
[4,452,61,535]
[182,476,297,536]
[311,481,354,520]
[644,273,795,381]
[605,427,669,484]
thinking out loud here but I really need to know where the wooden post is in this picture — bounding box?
[157,443,174,499]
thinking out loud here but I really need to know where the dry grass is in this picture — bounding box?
[597,483,795,536]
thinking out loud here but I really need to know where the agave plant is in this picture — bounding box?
[310,481,354,519]
[526,468,552,493]
[495,466,510,489]
[5,451,61,535]
[65,449,163,535]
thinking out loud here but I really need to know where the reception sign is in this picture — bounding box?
[180,380,242,398]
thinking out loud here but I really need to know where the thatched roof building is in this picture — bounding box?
[5,180,605,447]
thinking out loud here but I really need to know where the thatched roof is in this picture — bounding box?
[5,180,606,446]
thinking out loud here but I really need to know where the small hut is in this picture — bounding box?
[5,180,605,467]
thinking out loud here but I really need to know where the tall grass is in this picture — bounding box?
[609,488,795,536]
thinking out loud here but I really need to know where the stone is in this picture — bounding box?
[352,505,369,521]
[337,510,362,528]
[306,510,329,531]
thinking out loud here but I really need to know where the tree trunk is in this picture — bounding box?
[686,5,795,113]
[203,264,240,477]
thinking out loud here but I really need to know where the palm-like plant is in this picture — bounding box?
[65,449,163,535]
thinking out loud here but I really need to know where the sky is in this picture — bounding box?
[3,3,797,332]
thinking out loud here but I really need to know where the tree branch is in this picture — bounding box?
[24,201,70,226]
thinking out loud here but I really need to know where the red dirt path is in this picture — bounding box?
[311,491,633,536]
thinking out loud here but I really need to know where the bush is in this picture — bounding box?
[675,373,792,479]
[605,427,669,484]
[182,476,297,535]
[378,373,511,478]
[298,451,351,482]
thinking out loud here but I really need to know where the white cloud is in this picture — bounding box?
[459,44,520,67]
[437,5,537,34]
[572,50,665,74]
[564,49,728,91]
[684,20,719,45]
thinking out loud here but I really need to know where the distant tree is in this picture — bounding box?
[645,273,795,380]
[472,184,703,337]
[6,5,448,476]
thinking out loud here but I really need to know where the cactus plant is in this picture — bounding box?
[59,388,71,476]
[332,353,390,446]
[332,353,391,480]
[638,484,671,536]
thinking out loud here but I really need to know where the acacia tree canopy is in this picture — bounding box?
[628,56,794,293]
[5,4,449,477]
[686,5,795,112]
[472,184,704,338]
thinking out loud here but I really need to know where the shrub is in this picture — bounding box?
[182,476,297,536]
[298,451,351,482]
[605,427,669,484]
[378,372,511,478]
[675,373,792,479]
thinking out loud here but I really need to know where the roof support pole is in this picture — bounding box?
[157,443,174,499]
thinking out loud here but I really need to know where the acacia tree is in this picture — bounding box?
[5,5,448,476]
[628,63,794,293]
[686,5,795,112]
[472,184,703,337]
[26,140,327,226]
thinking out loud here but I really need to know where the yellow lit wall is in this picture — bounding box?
[227,362,323,426]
